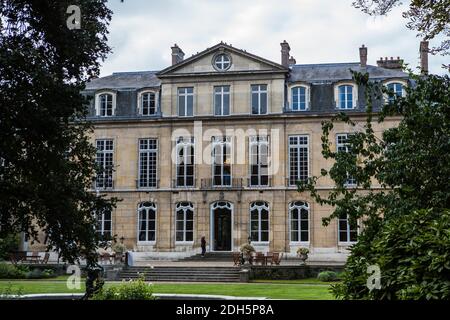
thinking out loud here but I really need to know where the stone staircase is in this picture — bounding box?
[118,266,242,282]
[177,252,234,262]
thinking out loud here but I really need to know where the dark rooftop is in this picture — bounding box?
[85,71,160,90]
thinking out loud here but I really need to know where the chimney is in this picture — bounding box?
[280,40,290,68]
[377,56,404,70]
[420,40,429,75]
[359,45,367,68]
[171,44,185,65]
[288,56,296,65]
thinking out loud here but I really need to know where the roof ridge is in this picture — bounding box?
[293,62,360,67]
[111,70,159,75]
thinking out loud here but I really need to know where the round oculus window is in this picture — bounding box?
[213,54,231,71]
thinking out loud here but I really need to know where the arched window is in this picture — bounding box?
[96,210,112,236]
[176,202,194,242]
[138,202,156,242]
[139,91,157,115]
[291,86,308,111]
[289,201,309,242]
[96,92,115,116]
[250,201,269,242]
[336,84,356,109]
[385,81,405,103]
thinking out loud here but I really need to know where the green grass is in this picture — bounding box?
[0,279,334,300]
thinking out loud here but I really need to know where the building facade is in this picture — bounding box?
[83,41,408,262]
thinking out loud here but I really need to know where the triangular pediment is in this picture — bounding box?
[157,42,288,77]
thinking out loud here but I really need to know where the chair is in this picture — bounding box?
[254,252,265,265]
[41,252,50,264]
[271,252,282,265]
[232,252,241,266]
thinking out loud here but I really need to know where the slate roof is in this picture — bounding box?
[85,71,160,90]
[289,63,408,83]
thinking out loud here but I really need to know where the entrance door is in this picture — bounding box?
[211,202,232,251]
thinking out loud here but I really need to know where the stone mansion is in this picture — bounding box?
[80,40,418,262]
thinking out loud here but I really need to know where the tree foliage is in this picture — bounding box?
[0,1,117,266]
[353,0,450,57]
[299,71,450,299]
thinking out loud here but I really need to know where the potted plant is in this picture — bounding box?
[297,247,309,264]
[112,243,127,263]
[240,244,255,265]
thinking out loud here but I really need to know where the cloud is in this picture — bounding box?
[100,0,447,76]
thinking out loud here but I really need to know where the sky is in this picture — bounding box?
[100,0,448,76]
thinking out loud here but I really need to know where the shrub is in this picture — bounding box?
[0,263,26,279]
[297,247,309,256]
[91,277,156,300]
[25,268,56,279]
[0,235,20,260]
[317,271,339,282]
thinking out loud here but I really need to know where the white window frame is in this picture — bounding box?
[336,133,357,186]
[213,85,231,116]
[138,138,158,189]
[211,136,232,187]
[95,139,114,189]
[95,91,116,117]
[96,210,112,236]
[175,137,195,188]
[138,90,158,116]
[338,213,358,244]
[289,201,310,244]
[213,54,231,71]
[335,82,357,110]
[249,136,269,187]
[251,84,268,115]
[290,85,310,111]
[249,201,270,244]
[137,202,157,244]
[175,202,194,243]
[288,135,310,186]
[383,80,407,104]
[177,87,194,117]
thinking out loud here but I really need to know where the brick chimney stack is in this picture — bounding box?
[280,40,291,68]
[171,44,185,65]
[420,40,429,75]
[288,56,296,65]
[377,56,404,70]
[359,44,367,68]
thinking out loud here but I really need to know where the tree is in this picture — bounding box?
[0,1,117,268]
[353,0,450,58]
[299,71,450,299]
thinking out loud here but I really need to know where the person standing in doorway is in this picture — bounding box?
[201,236,206,257]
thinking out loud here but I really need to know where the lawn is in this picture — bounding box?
[0,279,334,300]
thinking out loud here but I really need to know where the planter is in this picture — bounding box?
[298,254,308,264]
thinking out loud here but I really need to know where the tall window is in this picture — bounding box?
[176,137,195,187]
[95,139,113,189]
[251,84,268,114]
[175,202,194,242]
[288,135,309,186]
[291,86,308,111]
[336,134,356,186]
[178,87,194,116]
[139,139,158,188]
[214,86,230,116]
[96,210,112,236]
[212,136,232,186]
[138,202,157,242]
[290,201,309,242]
[338,85,354,109]
[250,201,269,242]
[386,82,403,103]
[338,213,358,243]
[249,136,269,186]
[141,92,156,115]
[98,93,114,116]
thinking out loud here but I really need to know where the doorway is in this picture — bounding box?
[210,201,233,251]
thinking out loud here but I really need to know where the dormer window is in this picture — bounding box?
[385,81,406,103]
[213,53,231,71]
[335,83,357,110]
[95,92,116,117]
[291,85,309,111]
[139,91,157,116]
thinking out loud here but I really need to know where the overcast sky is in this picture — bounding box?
[100,0,447,76]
